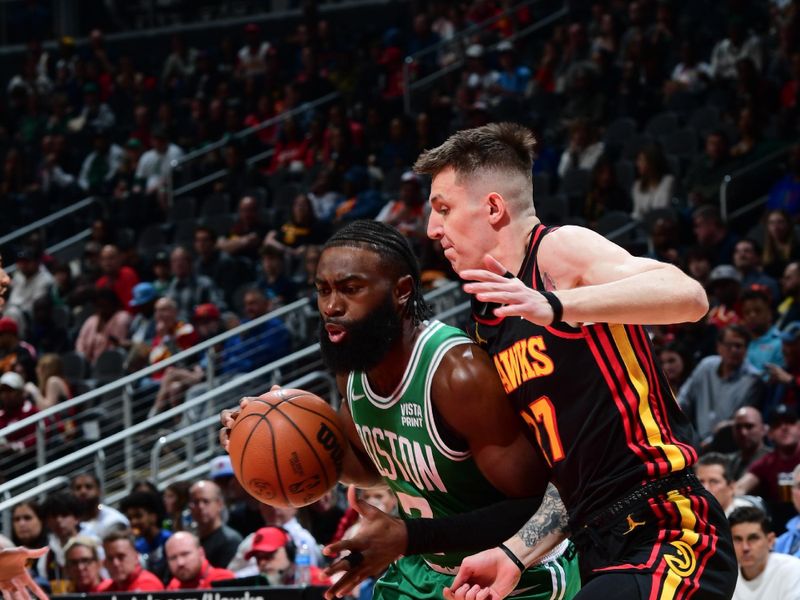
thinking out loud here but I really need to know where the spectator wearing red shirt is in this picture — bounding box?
[97,530,164,592]
[0,371,39,451]
[738,405,800,532]
[165,531,235,589]
[96,244,140,310]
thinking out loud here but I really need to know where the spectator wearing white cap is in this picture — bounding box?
[208,455,261,539]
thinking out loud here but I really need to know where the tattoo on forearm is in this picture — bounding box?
[543,272,557,292]
[516,483,569,548]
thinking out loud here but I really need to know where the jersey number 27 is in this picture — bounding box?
[521,395,565,467]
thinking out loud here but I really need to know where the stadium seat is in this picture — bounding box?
[615,160,636,192]
[660,129,698,160]
[93,349,127,383]
[560,169,591,199]
[536,195,568,225]
[603,117,637,147]
[595,210,635,237]
[645,112,678,138]
[169,196,197,221]
[62,351,91,382]
[534,172,551,197]
[688,106,721,136]
[622,135,655,160]
[201,193,232,217]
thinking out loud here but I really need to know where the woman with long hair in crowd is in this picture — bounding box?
[763,208,800,279]
[631,143,675,219]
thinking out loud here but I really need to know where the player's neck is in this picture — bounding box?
[494,215,540,275]
[365,320,421,397]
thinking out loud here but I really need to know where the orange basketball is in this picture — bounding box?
[228,388,346,508]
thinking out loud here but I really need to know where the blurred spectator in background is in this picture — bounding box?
[77,127,123,194]
[256,246,297,307]
[189,480,242,569]
[777,261,800,329]
[138,296,198,385]
[0,371,38,479]
[695,453,765,518]
[693,205,739,267]
[678,324,764,446]
[763,211,800,280]
[11,500,48,550]
[27,296,69,355]
[163,481,191,533]
[0,316,36,375]
[685,131,730,207]
[120,491,170,583]
[308,168,343,224]
[376,171,427,254]
[707,264,743,330]
[165,531,234,589]
[727,407,770,480]
[332,166,384,226]
[263,193,328,259]
[63,536,104,594]
[774,463,800,558]
[557,119,604,178]
[218,196,270,263]
[128,282,159,346]
[734,239,780,302]
[767,145,800,218]
[165,247,225,321]
[658,341,693,393]
[245,526,329,585]
[30,353,70,411]
[737,405,800,532]
[96,244,140,309]
[98,529,164,592]
[304,490,344,549]
[193,227,246,309]
[75,286,131,364]
[740,288,783,379]
[582,155,631,225]
[764,323,800,416]
[135,126,184,213]
[631,143,675,219]
[41,492,87,594]
[710,19,762,81]
[70,472,129,540]
[7,247,54,336]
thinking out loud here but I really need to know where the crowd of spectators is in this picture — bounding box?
[3,0,800,595]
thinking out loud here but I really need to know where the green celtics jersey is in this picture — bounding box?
[347,320,508,572]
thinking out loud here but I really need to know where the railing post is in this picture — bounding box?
[95,449,106,494]
[403,57,414,117]
[123,384,135,492]
[205,347,216,391]
[720,175,731,223]
[150,437,167,487]
[35,421,47,485]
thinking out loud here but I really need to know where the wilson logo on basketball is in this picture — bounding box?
[317,423,344,470]
[289,475,322,494]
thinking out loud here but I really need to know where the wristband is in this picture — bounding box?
[498,543,526,574]
[539,291,563,324]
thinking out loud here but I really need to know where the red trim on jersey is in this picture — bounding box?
[528,224,546,286]
[627,325,697,468]
[593,326,666,474]
[473,313,505,326]
[585,327,656,475]
[544,325,585,339]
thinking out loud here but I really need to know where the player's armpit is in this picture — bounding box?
[432,343,550,498]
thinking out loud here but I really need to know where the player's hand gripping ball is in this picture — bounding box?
[227,388,346,507]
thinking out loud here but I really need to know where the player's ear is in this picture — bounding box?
[395,274,414,309]
[487,192,506,225]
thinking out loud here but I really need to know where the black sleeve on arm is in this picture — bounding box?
[405,495,543,555]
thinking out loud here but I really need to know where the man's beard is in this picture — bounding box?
[319,294,404,374]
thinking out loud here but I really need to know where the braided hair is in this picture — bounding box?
[324,220,432,325]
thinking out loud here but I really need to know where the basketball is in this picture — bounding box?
[227,388,346,508]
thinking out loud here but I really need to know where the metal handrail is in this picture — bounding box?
[0,295,311,439]
[0,281,464,499]
[0,280,460,440]
[0,344,320,496]
[5,228,91,276]
[0,196,95,247]
[720,145,793,222]
[171,92,339,170]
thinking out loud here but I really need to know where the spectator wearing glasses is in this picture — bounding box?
[188,480,242,569]
[678,324,764,447]
[63,536,104,593]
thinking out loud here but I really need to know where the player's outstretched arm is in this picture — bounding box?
[0,547,49,600]
[444,484,569,600]
[460,226,708,326]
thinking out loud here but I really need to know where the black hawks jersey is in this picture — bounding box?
[470,224,700,524]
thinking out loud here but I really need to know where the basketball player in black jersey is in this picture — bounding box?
[411,123,737,600]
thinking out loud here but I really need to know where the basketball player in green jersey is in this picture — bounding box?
[221,220,579,599]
